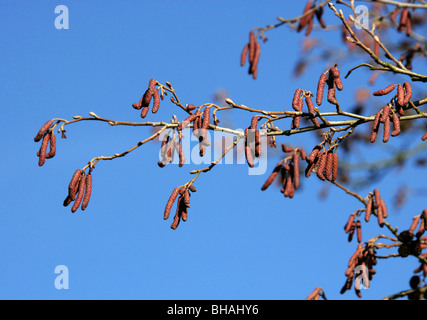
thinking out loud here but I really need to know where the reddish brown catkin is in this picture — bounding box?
[380,104,390,123]
[405,11,412,36]
[46,132,56,159]
[373,84,396,96]
[324,151,333,181]
[299,148,307,160]
[391,113,401,137]
[255,129,261,157]
[248,31,256,63]
[177,143,185,167]
[152,89,160,113]
[34,120,53,142]
[409,216,420,234]
[201,107,211,139]
[316,151,327,181]
[348,222,356,242]
[240,43,249,66]
[331,153,338,181]
[38,132,51,167]
[365,197,373,222]
[179,112,200,131]
[164,187,180,220]
[370,111,381,143]
[297,0,313,32]
[383,114,391,143]
[316,73,327,106]
[398,8,408,32]
[326,73,338,105]
[356,221,362,243]
[250,116,259,129]
[261,163,282,191]
[397,85,405,106]
[71,172,86,213]
[81,172,92,211]
[292,89,302,110]
[293,152,300,189]
[307,145,321,163]
[171,197,183,230]
[306,96,320,128]
[373,189,381,209]
[330,66,343,91]
[305,11,314,36]
[306,287,322,300]
[251,41,261,79]
[344,214,356,233]
[68,169,82,201]
[422,132,427,141]
[403,82,412,105]
[183,189,191,208]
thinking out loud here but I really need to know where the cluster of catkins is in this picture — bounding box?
[341,243,377,298]
[240,31,261,79]
[297,1,327,36]
[291,89,319,128]
[34,120,57,167]
[164,185,197,230]
[244,116,262,168]
[132,78,161,118]
[305,144,339,182]
[305,287,326,300]
[392,7,413,36]
[158,134,186,168]
[370,82,413,143]
[316,65,343,107]
[63,169,93,213]
[177,105,212,157]
[397,209,427,258]
[261,144,306,199]
[342,189,389,245]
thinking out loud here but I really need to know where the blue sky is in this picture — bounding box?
[1,0,426,300]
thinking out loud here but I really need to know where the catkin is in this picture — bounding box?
[293,152,300,189]
[316,73,327,106]
[46,133,56,159]
[324,151,333,181]
[297,1,313,32]
[261,162,282,191]
[307,145,321,163]
[391,113,401,137]
[383,114,390,143]
[316,151,327,181]
[397,85,405,106]
[331,153,338,181]
[255,129,261,157]
[164,187,180,220]
[81,173,92,211]
[240,43,249,66]
[140,106,149,118]
[71,172,86,213]
[403,82,412,105]
[409,216,420,234]
[344,214,356,233]
[152,89,160,113]
[315,7,326,28]
[177,143,185,167]
[34,120,53,142]
[365,197,372,222]
[373,189,381,209]
[370,111,381,143]
[356,221,362,243]
[250,41,261,79]
[380,104,391,123]
[249,31,255,63]
[373,84,396,96]
[398,8,408,33]
[68,169,82,201]
[306,287,322,300]
[38,132,51,167]
[292,89,302,110]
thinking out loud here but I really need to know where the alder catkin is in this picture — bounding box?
[398,8,408,32]
[316,73,327,106]
[292,152,300,189]
[380,104,391,123]
[292,89,302,110]
[324,150,333,181]
[250,41,261,79]
[409,216,421,234]
[71,172,86,213]
[81,172,92,211]
[248,31,256,63]
[140,106,149,118]
[68,169,82,201]
[383,114,390,143]
[255,129,261,157]
[261,163,282,191]
[38,132,51,167]
[397,85,405,106]
[356,221,362,243]
[316,151,327,181]
[240,43,249,66]
[370,111,381,143]
[365,197,372,222]
[297,1,313,32]
[403,82,412,105]
[344,214,356,233]
[373,189,381,209]
[306,287,322,300]
[46,133,56,159]
[373,84,396,96]
[34,120,53,142]
[390,112,401,137]
[307,145,321,163]
[152,89,160,113]
[164,187,180,220]
[331,153,338,181]
[177,143,185,167]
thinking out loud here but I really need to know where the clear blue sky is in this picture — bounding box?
[1,0,426,300]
